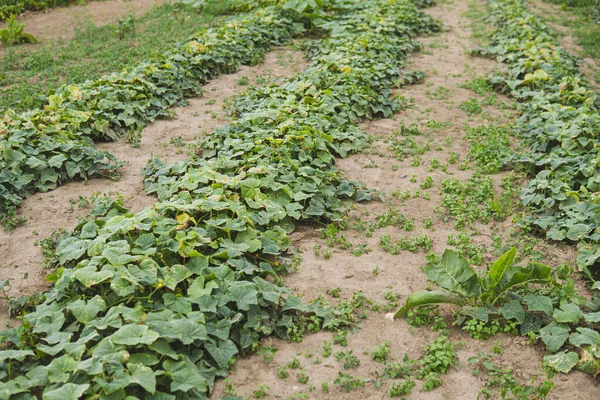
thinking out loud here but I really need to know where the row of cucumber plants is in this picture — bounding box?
[478,0,600,281]
[394,0,600,378]
[0,1,316,228]
[0,0,440,398]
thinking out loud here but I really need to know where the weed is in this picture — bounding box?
[388,379,416,397]
[334,372,365,392]
[371,341,391,363]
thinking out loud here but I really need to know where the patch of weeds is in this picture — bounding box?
[417,336,457,391]
[379,233,433,254]
[322,341,332,358]
[388,379,416,397]
[236,76,250,85]
[427,86,451,100]
[460,77,492,95]
[420,176,434,189]
[333,330,349,347]
[440,175,499,228]
[466,125,513,174]
[253,384,270,398]
[459,98,483,114]
[447,232,486,265]
[334,372,366,392]
[334,350,361,369]
[296,369,309,384]
[278,366,289,378]
[371,340,391,362]
[469,353,554,399]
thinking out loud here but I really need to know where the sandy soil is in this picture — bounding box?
[1,0,171,46]
[0,47,307,329]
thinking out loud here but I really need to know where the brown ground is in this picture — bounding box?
[1,0,599,398]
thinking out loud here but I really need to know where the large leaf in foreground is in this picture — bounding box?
[424,250,480,297]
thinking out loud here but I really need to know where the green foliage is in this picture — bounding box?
[0,5,302,228]
[387,379,415,397]
[469,352,554,399]
[479,0,600,279]
[371,340,391,363]
[459,98,482,114]
[379,233,433,253]
[416,336,457,390]
[334,350,361,369]
[0,15,36,46]
[334,372,365,392]
[394,247,552,317]
[466,125,513,174]
[0,0,442,397]
[440,174,503,228]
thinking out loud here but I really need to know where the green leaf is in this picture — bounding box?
[111,324,159,346]
[67,295,106,323]
[0,349,34,362]
[498,300,525,323]
[128,363,156,394]
[584,312,600,323]
[43,383,89,400]
[424,250,480,297]
[492,262,551,303]
[523,294,553,316]
[553,303,583,324]
[74,266,113,288]
[205,339,238,369]
[393,290,464,319]
[486,247,516,293]
[569,327,600,347]
[162,360,207,393]
[544,351,579,373]
[539,323,570,353]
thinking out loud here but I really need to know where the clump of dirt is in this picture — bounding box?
[0,47,307,329]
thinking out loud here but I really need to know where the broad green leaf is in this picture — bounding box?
[498,300,525,323]
[492,262,551,303]
[584,312,600,323]
[127,363,156,394]
[67,296,106,323]
[43,383,89,400]
[162,360,207,393]
[0,349,34,362]
[205,339,238,369]
[424,250,480,297]
[569,327,600,347]
[486,247,516,293]
[553,303,583,324]
[74,266,113,288]
[544,351,579,373]
[111,325,159,346]
[393,290,464,318]
[539,323,570,353]
[523,294,553,316]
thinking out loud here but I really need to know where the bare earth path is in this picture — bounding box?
[208,1,600,398]
[0,47,306,328]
